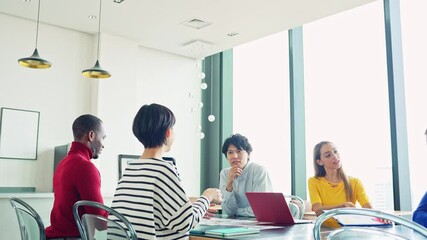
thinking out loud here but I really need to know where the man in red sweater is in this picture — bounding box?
[45,114,107,239]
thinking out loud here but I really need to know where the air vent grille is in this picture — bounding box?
[182,18,211,30]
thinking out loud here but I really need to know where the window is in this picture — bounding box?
[233,31,291,194]
[400,0,427,209]
[304,1,393,210]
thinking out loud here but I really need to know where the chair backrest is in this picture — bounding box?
[9,197,46,240]
[313,208,427,240]
[284,195,305,220]
[73,200,138,240]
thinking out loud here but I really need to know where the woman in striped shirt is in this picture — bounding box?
[110,103,222,239]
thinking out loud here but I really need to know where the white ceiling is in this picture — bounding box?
[0,0,376,59]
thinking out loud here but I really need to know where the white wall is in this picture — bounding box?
[95,33,202,196]
[0,13,202,239]
[135,47,202,196]
[0,13,95,192]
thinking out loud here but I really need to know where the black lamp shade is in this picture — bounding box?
[82,60,111,78]
[18,48,52,69]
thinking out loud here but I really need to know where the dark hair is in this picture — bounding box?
[132,103,176,148]
[72,114,103,140]
[313,141,353,201]
[221,134,253,157]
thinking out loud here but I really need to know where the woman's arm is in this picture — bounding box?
[362,203,372,208]
[351,177,373,210]
[162,170,211,233]
[311,202,356,216]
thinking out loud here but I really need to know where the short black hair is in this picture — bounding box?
[221,133,253,157]
[72,114,103,140]
[133,103,176,148]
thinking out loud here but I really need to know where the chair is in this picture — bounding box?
[284,195,305,220]
[313,208,427,240]
[9,197,46,240]
[73,200,137,240]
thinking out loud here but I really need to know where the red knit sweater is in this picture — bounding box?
[45,141,107,238]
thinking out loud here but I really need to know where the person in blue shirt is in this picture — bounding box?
[219,133,273,217]
[413,129,427,228]
[413,193,427,227]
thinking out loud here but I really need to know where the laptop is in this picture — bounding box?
[246,192,312,225]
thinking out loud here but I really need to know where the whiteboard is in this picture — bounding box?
[0,108,40,160]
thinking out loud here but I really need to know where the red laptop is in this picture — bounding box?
[246,192,312,225]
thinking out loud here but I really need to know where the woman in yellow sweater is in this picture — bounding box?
[308,141,372,225]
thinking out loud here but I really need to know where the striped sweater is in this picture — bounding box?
[110,158,209,239]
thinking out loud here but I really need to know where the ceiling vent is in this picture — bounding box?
[182,18,211,30]
[182,40,213,58]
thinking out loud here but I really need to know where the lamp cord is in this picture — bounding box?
[210,58,213,116]
[97,0,102,60]
[35,0,41,49]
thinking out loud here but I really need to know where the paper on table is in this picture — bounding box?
[199,217,285,230]
[331,214,393,227]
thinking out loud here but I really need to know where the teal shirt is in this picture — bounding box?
[219,161,273,217]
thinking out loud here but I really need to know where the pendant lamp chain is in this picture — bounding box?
[208,58,215,122]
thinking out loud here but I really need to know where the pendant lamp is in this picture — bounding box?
[18,0,51,69]
[82,0,111,78]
